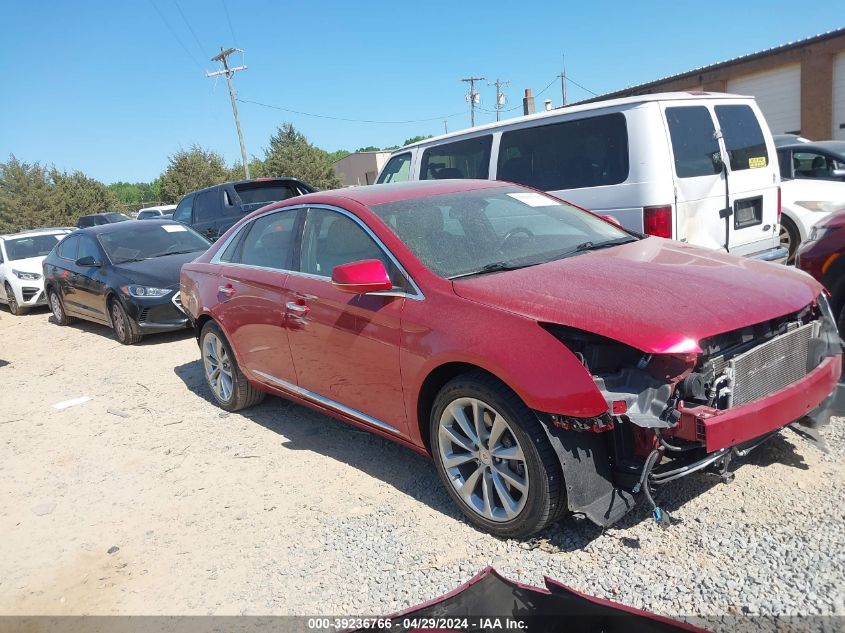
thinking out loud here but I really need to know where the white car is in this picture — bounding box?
[0,228,72,315]
[136,205,177,220]
[779,179,845,262]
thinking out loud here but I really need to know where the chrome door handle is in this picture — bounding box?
[286,301,309,314]
[218,284,236,298]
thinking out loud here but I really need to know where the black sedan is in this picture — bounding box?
[43,220,211,344]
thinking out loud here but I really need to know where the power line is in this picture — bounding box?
[173,0,207,59]
[567,76,598,97]
[220,0,238,47]
[147,0,204,72]
[236,97,467,124]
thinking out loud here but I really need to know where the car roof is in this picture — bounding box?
[74,218,180,236]
[1,228,73,240]
[779,141,845,155]
[288,179,512,208]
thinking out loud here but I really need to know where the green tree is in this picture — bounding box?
[159,145,229,202]
[403,135,433,146]
[263,123,342,190]
[49,169,117,224]
[328,149,350,162]
[355,145,381,152]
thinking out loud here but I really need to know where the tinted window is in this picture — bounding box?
[377,153,412,183]
[372,185,632,279]
[793,151,843,179]
[97,223,210,264]
[77,216,97,228]
[666,106,721,178]
[234,182,297,214]
[300,209,389,277]
[57,235,79,260]
[236,210,299,270]
[77,236,101,261]
[173,195,194,223]
[777,150,791,179]
[497,113,629,191]
[137,210,158,220]
[194,190,219,223]
[4,234,65,260]
[105,213,131,223]
[420,136,492,180]
[715,104,768,171]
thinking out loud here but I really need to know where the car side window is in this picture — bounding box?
[173,195,194,224]
[235,210,300,270]
[194,190,219,223]
[793,152,836,179]
[420,136,493,180]
[77,236,102,262]
[57,235,79,260]
[299,208,393,279]
[377,153,412,183]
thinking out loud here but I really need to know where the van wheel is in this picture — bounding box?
[200,321,265,411]
[430,371,567,538]
[780,216,800,264]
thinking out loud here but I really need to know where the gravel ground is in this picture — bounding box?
[1,308,844,631]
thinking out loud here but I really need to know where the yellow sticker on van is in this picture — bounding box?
[748,156,767,168]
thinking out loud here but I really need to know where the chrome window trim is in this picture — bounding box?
[210,203,424,301]
[253,370,401,435]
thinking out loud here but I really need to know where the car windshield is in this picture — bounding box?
[105,213,131,223]
[234,182,297,206]
[371,185,636,279]
[97,223,211,264]
[4,233,65,260]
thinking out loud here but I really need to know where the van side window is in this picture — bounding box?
[420,136,492,180]
[497,113,629,191]
[377,153,411,183]
[715,105,768,172]
[194,189,219,223]
[665,106,721,178]
[173,195,194,224]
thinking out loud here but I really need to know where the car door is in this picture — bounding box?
[284,206,409,434]
[215,207,302,387]
[192,189,223,241]
[48,235,83,314]
[72,235,110,320]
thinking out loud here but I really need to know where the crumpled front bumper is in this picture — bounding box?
[674,354,842,452]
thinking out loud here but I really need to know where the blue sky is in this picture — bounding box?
[0,1,838,184]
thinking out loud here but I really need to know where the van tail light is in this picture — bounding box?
[643,205,673,238]
[777,186,782,222]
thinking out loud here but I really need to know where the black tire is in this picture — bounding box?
[5,283,22,316]
[109,297,142,345]
[780,215,800,264]
[48,289,75,325]
[199,321,265,412]
[429,371,566,538]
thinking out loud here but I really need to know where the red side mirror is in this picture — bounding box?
[331,259,393,294]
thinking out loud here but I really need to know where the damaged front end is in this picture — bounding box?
[538,294,843,527]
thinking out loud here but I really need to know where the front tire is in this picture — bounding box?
[200,321,265,411]
[5,283,22,316]
[48,289,75,325]
[780,216,800,264]
[109,298,142,345]
[430,371,566,538]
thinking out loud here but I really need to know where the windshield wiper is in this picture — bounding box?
[115,257,147,264]
[449,261,536,280]
[152,249,199,257]
[574,236,638,252]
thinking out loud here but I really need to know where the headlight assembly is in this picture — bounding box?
[122,285,171,298]
[12,270,41,280]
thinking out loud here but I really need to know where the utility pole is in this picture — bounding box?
[443,120,448,134]
[489,78,510,121]
[558,54,567,107]
[461,76,485,127]
[208,47,250,178]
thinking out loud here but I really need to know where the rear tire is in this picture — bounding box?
[429,371,567,538]
[5,283,22,316]
[780,216,800,264]
[109,298,142,345]
[48,289,75,325]
[200,321,265,411]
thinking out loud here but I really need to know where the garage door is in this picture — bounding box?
[834,53,845,141]
[728,64,801,135]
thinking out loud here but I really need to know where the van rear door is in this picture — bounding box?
[663,99,779,258]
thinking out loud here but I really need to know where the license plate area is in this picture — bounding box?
[733,196,763,230]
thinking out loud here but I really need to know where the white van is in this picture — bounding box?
[376,92,785,261]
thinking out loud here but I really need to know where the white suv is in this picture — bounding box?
[0,228,72,315]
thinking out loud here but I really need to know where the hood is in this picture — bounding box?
[782,179,845,208]
[452,238,821,354]
[7,256,47,274]
[111,251,200,288]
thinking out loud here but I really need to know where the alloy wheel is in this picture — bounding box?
[111,303,126,340]
[202,332,234,402]
[779,225,791,252]
[7,286,19,315]
[437,397,529,522]
[50,293,63,320]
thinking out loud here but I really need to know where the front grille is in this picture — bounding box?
[138,307,150,323]
[172,291,185,314]
[729,321,816,407]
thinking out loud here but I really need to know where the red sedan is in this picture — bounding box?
[180,180,842,538]
[796,209,845,329]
